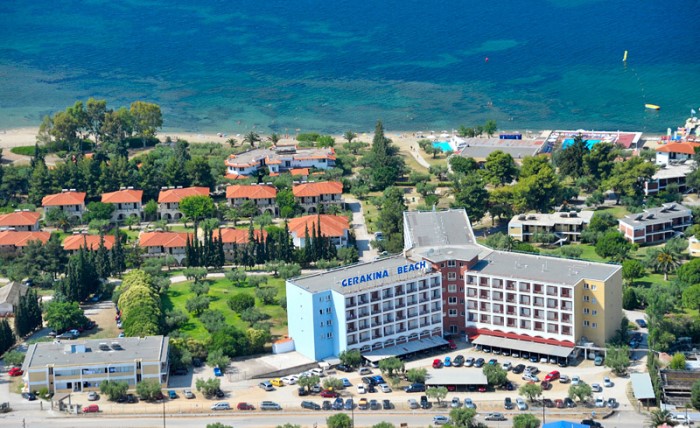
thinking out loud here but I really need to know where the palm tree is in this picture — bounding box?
[268,133,280,145]
[343,131,357,144]
[648,409,674,427]
[226,138,237,148]
[504,235,517,252]
[653,247,681,280]
[243,132,261,147]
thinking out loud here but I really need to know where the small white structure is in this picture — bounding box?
[0,282,29,316]
[272,337,295,354]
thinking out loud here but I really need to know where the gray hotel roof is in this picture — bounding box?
[403,209,476,248]
[289,255,437,294]
[618,203,691,228]
[23,336,169,369]
[470,250,620,285]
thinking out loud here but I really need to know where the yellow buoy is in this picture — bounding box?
[623,50,628,62]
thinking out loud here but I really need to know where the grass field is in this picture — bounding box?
[162,276,288,341]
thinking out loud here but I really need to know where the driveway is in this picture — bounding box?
[344,196,377,262]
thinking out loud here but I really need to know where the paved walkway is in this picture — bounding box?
[409,146,431,168]
[344,195,377,262]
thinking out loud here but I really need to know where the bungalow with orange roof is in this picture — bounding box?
[290,168,309,180]
[102,188,144,222]
[292,181,343,214]
[287,214,350,249]
[218,228,268,261]
[62,234,116,255]
[224,146,336,179]
[655,141,700,166]
[138,231,192,265]
[0,231,50,255]
[42,190,86,222]
[157,186,210,222]
[226,184,278,216]
[0,210,41,231]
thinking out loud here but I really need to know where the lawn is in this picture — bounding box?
[596,205,631,218]
[162,276,288,341]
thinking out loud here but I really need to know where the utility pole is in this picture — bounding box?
[162,400,166,428]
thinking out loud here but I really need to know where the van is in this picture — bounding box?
[260,401,282,410]
[211,402,231,411]
[82,404,99,413]
[270,378,284,387]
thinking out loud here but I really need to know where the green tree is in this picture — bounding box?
[206,348,230,370]
[519,382,542,402]
[371,423,394,428]
[378,357,404,377]
[426,386,448,404]
[339,349,363,368]
[195,377,222,398]
[135,379,162,401]
[255,287,277,305]
[225,268,247,287]
[343,131,357,144]
[568,382,593,403]
[2,350,25,366]
[200,310,227,333]
[179,194,215,240]
[84,201,115,223]
[449,156,478,175]
[555,133,588,179]
[483,150,518,186]
[326,413,352,428]
[595,231,632,262]
[207,424,233,428]
[648,409,674,427]
[449,407,479,427]
[360,121,404,190]
[452,172,489,223]
[512,413,541,428]
[669,352,687,370]
[129,101,162,147]
[298,374,320,392]
[650,246,681,280]
[376,186,407,253]
[44,300,88,332]
[243,132,261,147]
[683,284,700,312]
[483,119,497,137]
[605,346,631,376]
[0,320,16,356]
[483,364,508,386]
[100,380,129,401]
[691,380,700,410]
[185,295,210,315]
[405,368,427,384]
[602,156,657,204]
[322,377,344,391]
[227,293,255,312]
[143,199,158,221]
[622,259,646,285]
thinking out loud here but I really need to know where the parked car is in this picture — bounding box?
[258,381,274,391]
[282,375,298,385]
[465,357,474,367]
[594,355,604,366]
[541,381,552,390]
[184,390,194,399]
[211,401,231,410]
[512,364,525,374]
[432,359,443,369]
[464,398,476,409]
[636,319,647,328]
[444,356,452,367]
[332,397,344,410]
[358,398,369,410]
[22,392,36,401]
[171,367,188,376]
[451,397,462,408]
[357,384,367,394]
[382,399,393,410]
[298,387,309,396]
[474,358,485,368]
[322,401,332,410]
[502,361,512,371]
[594,396,606,408]
[87,391,99,401]
[603,377,614,388]
[261,401,282,410]
[607,398,618,409]
[564,397,576,408]
[320,390,339,398]
[359,367,372,375]
[341,378,352,388]
[301,400,320,410]
[591,383,602,393]
[504,397,513,410]
[488,358,498,366]
[522,373,539,382]
[554,399,565,409]
[336,364,353,372]
[544,371,560,382]
[362,376,377,386]
[516,397,528,410]
[310,368,325,377]
[420,395,430,409]
[82,404,99,413]
[448,339,457,350]
[344,399,354,411]
[213,367,222,377]
[559,375,570,384]
[433,415,449,425]
[453,355,465,367]
[370,399,380,410]
[408,399,419,409]
[117,394,138,404]
[270,378,284,387]
[168,390,177,399]
[485,412,507,421]
[571,376,581,386]
[542,398,555,408]
[525,366,539,375]
[379,383,391,393]
[237,402,254,410]
[404,383,426,393]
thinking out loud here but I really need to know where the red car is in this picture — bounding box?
[237,402,254,410]
[320,390,338,398]
[554,399,565,409]
[432,359,443,369]
[544,370,560,382]
[478,386,487,392]
[446,385,456,391]
[447,340,457,350]
[82,404,99,413]
[8,367,23,377]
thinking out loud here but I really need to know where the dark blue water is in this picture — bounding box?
[1,0,698,134]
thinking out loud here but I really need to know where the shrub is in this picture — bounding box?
[227,293,255,312]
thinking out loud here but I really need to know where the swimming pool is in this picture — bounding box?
[562,138,601,150]
[433,141,453,152]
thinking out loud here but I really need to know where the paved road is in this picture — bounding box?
[344,196,377,262]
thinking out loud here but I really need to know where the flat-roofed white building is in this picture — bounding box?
[508,211,593,243]
[618,203,692,245]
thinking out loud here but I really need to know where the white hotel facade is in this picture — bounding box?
[287,209,622,362]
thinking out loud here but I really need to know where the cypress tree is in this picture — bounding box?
[216,228,225,268]
[0,319,16,355]
[95,233,112,279]
[110,229,125,275]
[303,224,312,266]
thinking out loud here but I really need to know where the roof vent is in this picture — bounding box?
[569,212,578,217]
[647,213,655,219]
[127,186,134,190]
[119,187,126,190]
[559,212,568,218]
[69,189,76,192]
[111,342,122,350]
[518,215,526,220]
[635,214,644,221]
[99,343,110,351]
[14,209,20,212]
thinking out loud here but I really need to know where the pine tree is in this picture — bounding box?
[110,229,125,275]
[95,233,112,279]
[0,319,16,355]
[282,221,292,262]
[216,229,225,268]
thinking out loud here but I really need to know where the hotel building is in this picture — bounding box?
[508,211,594,243]
[287,209,623,362]
[224,146,336,179]
[618,203,692,245]
[22,336,169,394]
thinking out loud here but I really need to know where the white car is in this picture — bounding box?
[310,368,325,377]
[672,414,693,426]
[603,377,614,388]
[282,376,298,385]
[357,384,366,394]
[211,402,231,411]
[450,397,462,408]
[379,383,392,393]
[591,383,602,393]
[571,376,581,386]
[595,396,606,408]
[408,399,419,409]
[433,415,449,425]
[522,374,539,382]
[502,362,512,371]
[559,375,570,383]
[359,367,372,375]
[516,397,528,411]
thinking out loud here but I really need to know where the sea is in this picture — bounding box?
[0,0,699,135]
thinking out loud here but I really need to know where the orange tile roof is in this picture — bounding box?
[0,231,50,247]
[0,211,41,227]
[292,181,343,198]
[656,142,700,155]
[290,168,309,176]
[226,185,277,200]
[224,173,250,180]
[288,214,349,238]
[63,234,116,251]
[157,187,210,203]
[138,231,192,248]
[102,189,144,204]
[42,191,86,207]
[218,228,268,244]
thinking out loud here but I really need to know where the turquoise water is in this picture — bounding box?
[0,0,698,134]
[433,142,453,152]
[562,138,601,149]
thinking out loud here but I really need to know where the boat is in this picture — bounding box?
[645,104,660,110]
[623,50,628,62]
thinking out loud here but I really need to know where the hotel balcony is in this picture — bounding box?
[359,310,369,317]
[345,298,356,307]
[561,289,572,298]
[547,313,559,322]
[492,292,503,301]
[394,300,405,308]
[492,279,503,289]
[562,326,572,335]
[479,291,490,299]
[506,281,516,290]
[561,314,572,323]
[546,286,557,296]
[466,276,476,285]
[408,310,418,317]
[431,291,440,299]
[382,291,393,299]
[382,303,394,311]
[533,298,544,308]
[533,285,543,295]
[346,311,356,320]
[519,283,530,292]
[407,298,418,305]
[467,289,477,297]
[431,280,440,288]
[371,292,380,300]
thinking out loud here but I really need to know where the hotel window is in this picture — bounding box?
[326,320,332,326]
[448,260,456,267]
[591,323,597,329]
[591,285,597,291]
[448,297,457,304]
[327,332,333,338]
[448,309,458,317]
[583,284,589,289]
[583,320,590,327]
[592,310,598,316]
[448,284,457,292]
[583,308,589,315]
[447,272,457,280]
[326,308,332,314]
[591,298,597,304]
[583,296,590,302]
